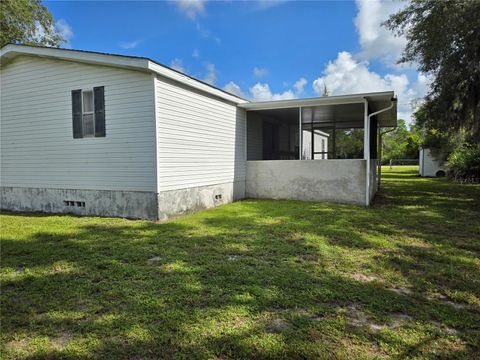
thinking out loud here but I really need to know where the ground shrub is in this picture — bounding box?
[447,143,480,182]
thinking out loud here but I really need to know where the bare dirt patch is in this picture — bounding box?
[49,332,72,351]
[265,318,290,333]
[350,272,384,283]
[147,256,161,263]
[388,287,413,296]
[5,338,29,352]
[389,313,412,328]
[442,300,470,310]
[431,321,460,336]
[425,293,471,310]
[340,304,386,333]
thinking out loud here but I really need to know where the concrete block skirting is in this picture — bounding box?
[158,181,246,220]
[246,159,368,206]
[0,187,158,220]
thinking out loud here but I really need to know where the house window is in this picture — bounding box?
[82,90,95,137]
[71,86,105,138]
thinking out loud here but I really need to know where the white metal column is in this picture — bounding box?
[298,106,302,160]
[364,99,370,207]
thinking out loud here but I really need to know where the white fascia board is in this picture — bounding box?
[240,91,395,111]
[147,61,248,105]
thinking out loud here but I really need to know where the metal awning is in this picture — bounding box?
[239,91,397,127]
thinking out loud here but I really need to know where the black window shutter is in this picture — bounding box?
[71,89,83,138]
[94,86,106,137]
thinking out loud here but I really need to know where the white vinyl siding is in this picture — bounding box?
[154,76,246,192]
[0,56,156,191]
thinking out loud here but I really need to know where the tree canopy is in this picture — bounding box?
[0,0,63,47]
[384,0,480,142]
[382,119,421,163]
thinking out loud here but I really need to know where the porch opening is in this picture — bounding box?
[247,108,300,160]
[246,103,377,161]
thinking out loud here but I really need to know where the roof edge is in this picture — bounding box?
[240,91,395,110]
[0,44,248,105]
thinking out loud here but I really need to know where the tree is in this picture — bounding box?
[384,0,480,142]
[0,0,64,47]
[382,119,421,163]
[322,83,329,97]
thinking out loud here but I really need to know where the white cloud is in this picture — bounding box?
[312,52,399,95]
[411,73,432,100]
[203,63,217,85]
[34,19,73,47]
[354,0,407,67]
[293,77,307,94]
[249,83,296,102]
[120,40,140,49]
[223,81,246,98]
[55,19,73,45]
[33,21,48,42]
[253,67,268,78]
[171,0,206,20]
[312,51,430,123]
[195,22,221,45]
[170,58,186,73]
[223,77,310,102]
[192,49,200,58]
[250,0,288,11]
[223,81,298,101]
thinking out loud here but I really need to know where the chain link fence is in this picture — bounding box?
[388,159,419,168]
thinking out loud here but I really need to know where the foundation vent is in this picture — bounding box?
[64,200,85,207]
[214,194,222,200]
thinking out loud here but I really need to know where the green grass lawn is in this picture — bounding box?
[1,166,479,359]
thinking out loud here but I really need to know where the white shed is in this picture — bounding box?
[0,45,397,220]
[419,147,446,177]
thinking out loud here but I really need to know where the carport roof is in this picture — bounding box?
[239,91,397,127]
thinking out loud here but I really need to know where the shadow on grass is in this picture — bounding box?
[1,168,479,359]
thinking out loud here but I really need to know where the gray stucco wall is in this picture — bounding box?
[369,159,378,202]
[0,187,158,220]
[1,181,246,221]
[157,181,245,220]
[246,160,367,205]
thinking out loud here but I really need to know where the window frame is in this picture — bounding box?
[81,89,95,138]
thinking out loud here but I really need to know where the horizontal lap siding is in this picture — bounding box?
[155,76,246,192]
[0,56,156,191]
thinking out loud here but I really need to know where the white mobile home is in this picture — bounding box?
[0,45,397,220]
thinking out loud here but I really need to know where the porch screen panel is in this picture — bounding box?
[302,104,364,159]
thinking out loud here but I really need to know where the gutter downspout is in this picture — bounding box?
[420,146,425,177]
[364,97,397,206]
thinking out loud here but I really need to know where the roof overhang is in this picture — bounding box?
[0,45,397,127]
[0,44,248,105]
[240,91,397,127]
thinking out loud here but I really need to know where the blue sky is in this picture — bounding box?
[46,0,429,122]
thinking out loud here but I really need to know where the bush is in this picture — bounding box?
[447,143,480,182]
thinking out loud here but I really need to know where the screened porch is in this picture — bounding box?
[239,92,397,206]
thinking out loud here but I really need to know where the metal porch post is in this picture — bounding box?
[378,128,382,189]
[298,107,302,160]
[364,98,370,207]
[311,108,314,159]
